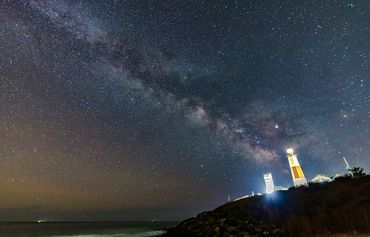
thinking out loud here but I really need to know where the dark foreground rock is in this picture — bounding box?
[163,211,281,237]
[162,176,370,237]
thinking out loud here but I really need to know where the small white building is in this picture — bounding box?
[311,175,332,183]
[274,186,288,191]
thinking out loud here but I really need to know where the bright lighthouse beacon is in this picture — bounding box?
[286,148,308,187]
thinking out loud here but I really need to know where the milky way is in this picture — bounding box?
[0,0,369,221]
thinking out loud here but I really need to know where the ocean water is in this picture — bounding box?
[0,222,176,237]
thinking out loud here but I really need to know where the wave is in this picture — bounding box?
[51,230,166,237]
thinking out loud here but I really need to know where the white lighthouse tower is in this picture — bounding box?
[286,148,308,187]
[263,172,275,194]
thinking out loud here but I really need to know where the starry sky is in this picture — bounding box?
[0,0,369,221]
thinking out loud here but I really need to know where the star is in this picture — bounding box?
[0,0,369,221]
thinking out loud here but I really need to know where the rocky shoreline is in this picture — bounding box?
[162,209,281,237]
[161,176,370,237]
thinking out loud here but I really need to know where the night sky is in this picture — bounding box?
[0,0,369,221]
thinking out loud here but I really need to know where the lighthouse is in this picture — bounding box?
[263,172,275,194]
[286,148,308,187]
